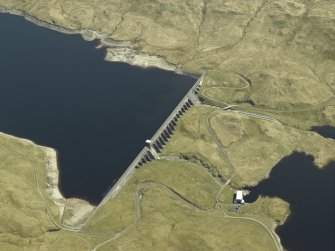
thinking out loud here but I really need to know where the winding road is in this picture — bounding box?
[88,71,283,250]
[0,68,286,251]
[201,74,335,117]
[89,106,282,250]
[0,134,281,251]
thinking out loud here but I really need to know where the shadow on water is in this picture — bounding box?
[0,13,195,204]
[245,152,335,251]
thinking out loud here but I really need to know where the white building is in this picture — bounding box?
[234,190,245,204]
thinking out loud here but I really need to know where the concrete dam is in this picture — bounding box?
[95,70,205,210]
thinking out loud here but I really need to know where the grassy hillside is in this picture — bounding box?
[0,0,334,250]
[0,133,287,250]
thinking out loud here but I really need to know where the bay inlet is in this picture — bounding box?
[245,151,335,251]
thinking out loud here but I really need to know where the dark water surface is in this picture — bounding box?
[245,152,335,251]
[312,126,335,140]
[0,14,195,204]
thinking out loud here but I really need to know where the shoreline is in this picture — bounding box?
[0,8,285,250]
[43,147,67,215]
[0,7,197,226]
[0,131,95,228]
[40,144,95,228]
[0,132,67,215]
[0,7,184,74]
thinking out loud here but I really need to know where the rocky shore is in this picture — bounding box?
[43,147,71,219]
[0,7,180,73]
[44,146,95,228]
[0,131,95,229]
[105,47,179,72]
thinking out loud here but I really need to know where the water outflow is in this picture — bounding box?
[0,13,195,204]
[245,152,335,251]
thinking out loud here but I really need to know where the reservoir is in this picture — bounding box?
[245,152,335,251]
[0,13,195,204]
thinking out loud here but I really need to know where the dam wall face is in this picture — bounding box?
[145,70,205,164]
[96,71,205,209]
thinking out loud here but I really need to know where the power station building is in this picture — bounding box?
[234,190,245,204]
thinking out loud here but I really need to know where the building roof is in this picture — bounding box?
[236,190,243,200]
